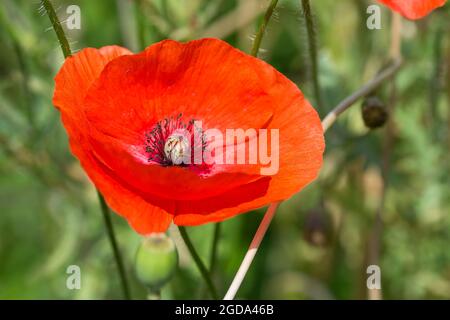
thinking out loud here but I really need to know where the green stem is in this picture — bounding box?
[42,0,131,299]
[250,0,279,57]
[98,193,131,300]
[301,0,324,113]
[178,226,219,299]
[13,37,34,127]
[209,223,221,273]
[0,5,34,128]
[41,0,71,58]
[428,26,443,128]
[135,0,147,51]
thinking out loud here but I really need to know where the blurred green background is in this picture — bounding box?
[0,0,449,299]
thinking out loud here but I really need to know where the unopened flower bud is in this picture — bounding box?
[303,208,332,247]
[361,96,388,129]
[135,233,178,291]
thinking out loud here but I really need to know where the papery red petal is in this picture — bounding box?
[53,46,173,234]
[378,0,446,19]
[53,39,325,234]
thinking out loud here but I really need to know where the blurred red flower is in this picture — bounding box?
[53,38,324,234]
[378,0,446,19]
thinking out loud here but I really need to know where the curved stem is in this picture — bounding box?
[224,203,279,300]
[41,0,71,58]
[178,226,219,299]
[42,0,131,300]
[12,42,34,127]
[301,0,323,113]
[225,43,404,301]
[367,12,402,301]
[250,0,279,57]
[209,222,221,273]
[321,57,403,133]
[200,222,221,298]
[222,2,280,299]
[98,193,131,300]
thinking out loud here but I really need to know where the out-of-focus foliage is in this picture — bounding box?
[0,0,449,299]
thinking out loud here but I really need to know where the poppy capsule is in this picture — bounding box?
[52,39,325,234]
[361,96,389,129]
[135,233,178,293]
[377,0,447,20]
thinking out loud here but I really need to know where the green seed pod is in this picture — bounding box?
[361,96,389,129]
[135,233,178,292]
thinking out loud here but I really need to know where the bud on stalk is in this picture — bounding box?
[361,96,389,129]
[134,233,178,295]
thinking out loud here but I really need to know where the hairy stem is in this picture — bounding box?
[42,0,130,299]
[250,0,279,57]
[301,0,323,113]
[178,226,219,299]
[41,0,71,58]
[98,193,131,300]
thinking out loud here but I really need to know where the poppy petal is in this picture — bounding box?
[53,39,324,234]
[53,46,132,125]
[378,0,446,19]
[84,39,275,138]
[53,46,173,234]
[174,75,324,225]
[85,39,323,224]
[80,39,286,199]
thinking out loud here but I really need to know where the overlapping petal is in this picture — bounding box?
[53,38,324,234]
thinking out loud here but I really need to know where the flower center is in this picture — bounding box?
[145,114,206,167]
[164,131,191,165]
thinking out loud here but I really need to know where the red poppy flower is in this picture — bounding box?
[53,38,324,235]
[378,0,446,19]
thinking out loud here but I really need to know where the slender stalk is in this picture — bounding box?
[447,31,450,149]
[0,5,34,127]
[321,58,403,132]
[41,0,71,58]
[428,26,443,129]
[367,12,402,301]
[221,2,280,299]
[224,203,279,300]
[200,223,221,298]
[199,0,265,40]
[250,0,279,57]
[135,0,147,51]
[389,13,402,60]
[366,80,396,300]
[301,0,323,113]
[98,193,131,300]
[116,0,139,52]
[225,35,404,300]
[13,41,34,127]
[42,0,131,299]
[209,223,221,273]
[178,226,219,299]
